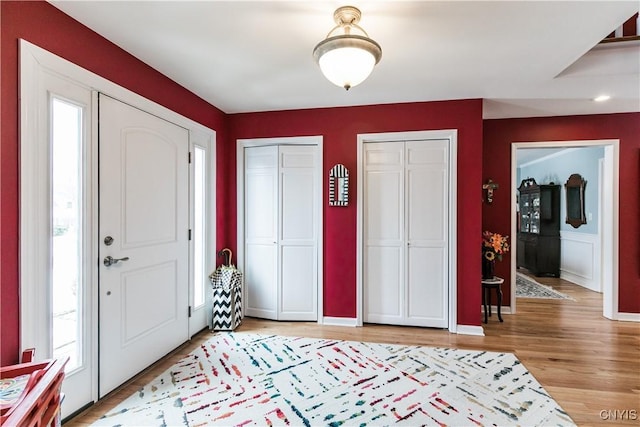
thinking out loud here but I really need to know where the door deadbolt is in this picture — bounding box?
[104,236,114,246]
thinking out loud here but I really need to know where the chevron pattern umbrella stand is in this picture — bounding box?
[209,249,243,331]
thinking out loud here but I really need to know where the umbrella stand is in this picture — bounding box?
[209,248,243,331]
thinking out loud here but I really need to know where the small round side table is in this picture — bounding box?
[481,276,504,323]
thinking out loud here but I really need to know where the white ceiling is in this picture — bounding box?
[49,1,640,118]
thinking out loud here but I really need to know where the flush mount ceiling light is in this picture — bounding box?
[313,6,382,91]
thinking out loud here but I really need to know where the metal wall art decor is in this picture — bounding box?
[482,179,499,204]
[329,164,349,206]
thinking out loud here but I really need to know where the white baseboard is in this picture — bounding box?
[617,312,640,322]
[456,325,485,336]
[322,316,358,327]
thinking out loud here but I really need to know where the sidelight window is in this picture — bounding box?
[51,97,84,371]
[193,146,206,308]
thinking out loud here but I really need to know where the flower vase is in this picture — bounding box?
[482,258,495,280]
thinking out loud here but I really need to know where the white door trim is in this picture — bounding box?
[511,140,619,319]
[236,136,324,323]
[356,130,458,333]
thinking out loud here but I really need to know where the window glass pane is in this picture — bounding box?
[194,147,206,308]
[52,98,83,371]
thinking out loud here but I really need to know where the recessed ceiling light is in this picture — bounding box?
[593,95,611,102]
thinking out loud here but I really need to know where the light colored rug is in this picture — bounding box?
[93,333,574,426]
[516,272,574,300]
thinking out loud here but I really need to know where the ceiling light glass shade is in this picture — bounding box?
[313,6,382,90]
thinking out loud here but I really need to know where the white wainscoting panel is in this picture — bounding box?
[560,230,601,292]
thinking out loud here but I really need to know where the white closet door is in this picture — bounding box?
[363,139,449,328]
[279,146,318,320]
[244,146,278,319]
[364,142,405,324]
[406,140,449,327]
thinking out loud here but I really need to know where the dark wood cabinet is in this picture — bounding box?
[517,178,560,277]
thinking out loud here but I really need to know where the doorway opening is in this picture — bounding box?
[510,140,619,319]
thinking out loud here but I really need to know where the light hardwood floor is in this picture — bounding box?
[66,275,639,426]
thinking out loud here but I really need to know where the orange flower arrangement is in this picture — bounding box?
[482,231,510,261]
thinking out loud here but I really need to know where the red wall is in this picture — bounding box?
[0,1,229,366]
[227,100,485,323]
[483,113,640,311]
[4,2,636,373]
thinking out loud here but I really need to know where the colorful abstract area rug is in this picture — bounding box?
[93,333,574,426]
[516,272,575,300]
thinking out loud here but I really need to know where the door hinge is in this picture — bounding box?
[188,229,192,240]
[188,306,192,317]
[188,152,192,163]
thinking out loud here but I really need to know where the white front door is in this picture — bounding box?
[21,41,217,419]
[364,139,449,328]
[98,94,190,396]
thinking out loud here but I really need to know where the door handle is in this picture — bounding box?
[103,256,130,267]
